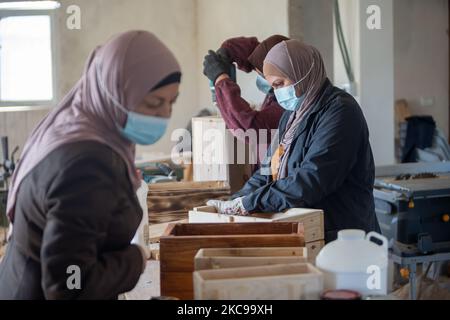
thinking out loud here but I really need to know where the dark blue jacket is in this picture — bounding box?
[233,79,380,242]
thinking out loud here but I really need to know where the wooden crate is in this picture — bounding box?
[160,222,305,299]
[192,116,254,193]
[193,263,323,300]
[189,206,324,243]
[147,181,230,224]
[194,247,307,271]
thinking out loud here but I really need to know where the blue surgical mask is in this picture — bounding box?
[256,75,272,95]
[95,60,168,145]
[274,62,314,111]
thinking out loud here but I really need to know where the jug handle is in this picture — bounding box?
[366,232,388,249]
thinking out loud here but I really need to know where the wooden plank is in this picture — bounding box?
[194,247,308,271]
[171,222,303,236]
[193,263,323,300]
[148,180,229,191]
[189,206,324,242]
[147,182,230,224]
[159,222,305,299]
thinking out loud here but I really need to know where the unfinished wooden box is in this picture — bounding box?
[192,116,254,193]
[160,222,305,299]
[194,247,307,271]
[193,263,323,300]
[189,206,324,243]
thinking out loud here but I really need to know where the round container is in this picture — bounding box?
[320,289,362,300]
[316,230,388,296]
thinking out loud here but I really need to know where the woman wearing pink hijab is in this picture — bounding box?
[208,40,379,243]
[0,31,181,299]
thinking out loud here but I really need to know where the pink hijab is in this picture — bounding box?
[264,40,327,179]
[6,30,181,222]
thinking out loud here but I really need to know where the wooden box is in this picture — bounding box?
[192,116,254,193]
[306,240,326,263]
[194,247,307,271]
[147,181,230,224]
[189,206,324,243]
[193,263,323,300]
[160,222,305,299]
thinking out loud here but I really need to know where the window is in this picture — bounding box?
[0,2,59,107]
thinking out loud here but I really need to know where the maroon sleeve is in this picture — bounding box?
[221,37,260,73]
[215,78,284,143]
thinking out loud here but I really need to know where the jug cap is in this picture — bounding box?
[338,229,365,240]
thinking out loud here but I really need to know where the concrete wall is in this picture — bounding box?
[1,0,198,159]
[394,0,449,139]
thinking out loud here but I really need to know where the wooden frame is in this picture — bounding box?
[194,247,308,271]
[159,222,305,299]
[193,263,323,300]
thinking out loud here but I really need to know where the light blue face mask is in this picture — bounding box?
[96,61,168,145]
[256,74,272,95]
[121,112,168,145]
[274,62,314,111]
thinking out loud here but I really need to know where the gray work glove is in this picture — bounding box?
[206,197,249,216]
[203,50,232,83]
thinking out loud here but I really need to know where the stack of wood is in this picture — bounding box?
[147,181,230,225]
[189,206,325,262]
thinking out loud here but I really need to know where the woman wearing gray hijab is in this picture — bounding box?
[208,40,380,242]
[0,30,181,299]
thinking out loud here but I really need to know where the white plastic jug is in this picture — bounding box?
[315,230,388,296]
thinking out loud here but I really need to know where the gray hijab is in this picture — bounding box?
[264,40,327,179]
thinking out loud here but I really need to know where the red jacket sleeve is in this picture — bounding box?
[221,37,260,73]
[215,78,284,147]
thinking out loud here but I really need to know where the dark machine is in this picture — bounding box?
[374,162,450,256]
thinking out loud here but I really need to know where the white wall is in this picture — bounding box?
[1,0,198,160]
[394,0,449,139]
[359,0,395,165]
[1,0,290,159]
[289,0,334,79]
[196,0,289,112]
[333,0,360,87]
[335,0,449,165]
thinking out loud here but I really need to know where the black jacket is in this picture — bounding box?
[0,141,143,299]
[234,79,380,242]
